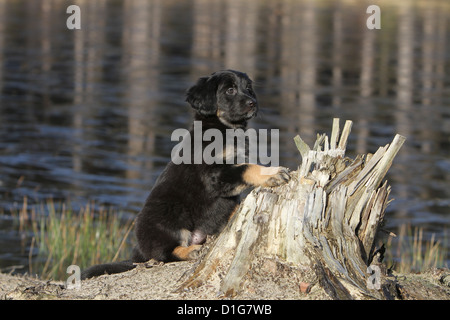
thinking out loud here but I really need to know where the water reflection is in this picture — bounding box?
[0,0,449,268]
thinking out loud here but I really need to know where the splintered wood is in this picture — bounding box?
[179,118,406,300]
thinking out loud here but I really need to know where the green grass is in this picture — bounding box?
[11,197,135,281]
[385,223,448,273]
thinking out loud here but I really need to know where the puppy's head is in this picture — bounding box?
[186,70,258,127]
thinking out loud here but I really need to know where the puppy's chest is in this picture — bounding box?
[218,140,250,164]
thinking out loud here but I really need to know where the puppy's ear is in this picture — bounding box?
[185,76,217,116]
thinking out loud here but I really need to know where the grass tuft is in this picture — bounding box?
[385,223,448,273]
[11,196,134,281]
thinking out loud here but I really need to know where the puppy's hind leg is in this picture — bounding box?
[172,245,203,260]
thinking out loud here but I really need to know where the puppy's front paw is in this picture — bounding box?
[261,167,291,187]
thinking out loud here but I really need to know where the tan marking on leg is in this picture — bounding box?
[242,164,270,186]
[243,164,290,188]
[172,245,202,260]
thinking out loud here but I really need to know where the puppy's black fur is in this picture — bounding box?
[81,70,290,279]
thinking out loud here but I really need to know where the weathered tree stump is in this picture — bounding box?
[179,118,406,299]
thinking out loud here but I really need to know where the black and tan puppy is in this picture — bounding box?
[81,70,290,279]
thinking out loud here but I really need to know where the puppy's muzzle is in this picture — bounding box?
[244,99,258,119]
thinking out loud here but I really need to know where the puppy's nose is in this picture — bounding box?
[245,99,257,118]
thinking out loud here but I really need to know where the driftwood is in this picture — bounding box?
[179,118,406,300]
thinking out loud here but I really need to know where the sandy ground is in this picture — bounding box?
[0,259,327,300]
[1,260,449,300]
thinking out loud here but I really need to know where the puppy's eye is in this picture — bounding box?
[226,88,237,95]
[246,85,254,94]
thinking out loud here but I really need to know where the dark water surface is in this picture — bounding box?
[0,0,449,271]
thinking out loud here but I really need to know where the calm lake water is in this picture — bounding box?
[0,0,449,271]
